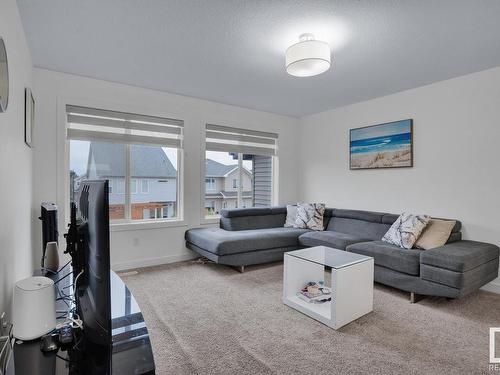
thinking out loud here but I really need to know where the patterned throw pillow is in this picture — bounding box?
[294,203,325,231]
[382,212,431,249]
[284,205,298,228]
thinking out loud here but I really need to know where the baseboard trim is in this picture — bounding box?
[112,252,197,272]
[481,280,500,294]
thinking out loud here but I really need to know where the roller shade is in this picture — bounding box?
[205,124,278,156]
[66,105,183,148]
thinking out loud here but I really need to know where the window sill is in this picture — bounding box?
[110,219,187,232]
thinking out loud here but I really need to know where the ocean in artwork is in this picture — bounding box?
[350,120,412,169]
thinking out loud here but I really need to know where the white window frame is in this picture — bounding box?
[203,123,278,222]
[63,100,185,231]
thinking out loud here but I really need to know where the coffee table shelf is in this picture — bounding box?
[283,246,374,329]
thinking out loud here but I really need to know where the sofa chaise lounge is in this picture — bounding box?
[185,207,499,299]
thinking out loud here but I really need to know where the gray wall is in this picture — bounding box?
[299,66,500,293]
[0,0,33,318]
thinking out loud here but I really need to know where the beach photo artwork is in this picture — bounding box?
[350,119,413,170]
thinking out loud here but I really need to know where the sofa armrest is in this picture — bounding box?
[420,240,499,273]
[219,207,287,231]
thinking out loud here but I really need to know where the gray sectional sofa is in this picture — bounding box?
[185,207,499,299]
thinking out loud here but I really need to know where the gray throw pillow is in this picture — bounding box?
[382,212,431,249]
[284,205,298,228]
[294,203,325,231]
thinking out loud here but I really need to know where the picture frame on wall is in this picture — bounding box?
[349,119,413,170]
[24,88,35,148]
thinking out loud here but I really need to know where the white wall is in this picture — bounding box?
[0,0,33,316]
[32,68,300,270]
[299,66,500,292]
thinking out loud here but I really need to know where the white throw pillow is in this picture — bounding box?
[294,203,325,231]
[382,212,430,249]
[284,205,298,228]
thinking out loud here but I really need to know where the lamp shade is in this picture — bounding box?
[285,34,331,77]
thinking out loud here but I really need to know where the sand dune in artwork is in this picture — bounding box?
[351,149,411,169]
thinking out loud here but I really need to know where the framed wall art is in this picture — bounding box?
[350,119,413,170]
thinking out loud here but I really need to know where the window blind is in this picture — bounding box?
[205,124,278,156]
[66,105,183,148]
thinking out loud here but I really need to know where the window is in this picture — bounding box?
[68,105,183,222]
[69,140,126,220]
[162,204,171,218]
[141,179,149,193]
[204,124,277,218]
[142,207,163,220]
[116,179,125,194]
[205,178,216,191]
[205,200,216,215]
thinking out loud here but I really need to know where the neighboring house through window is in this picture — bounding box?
[203,155,272,217]
[203,124,277,218]
[67,105,183,222]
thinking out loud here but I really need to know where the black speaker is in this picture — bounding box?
[39,203,58,267]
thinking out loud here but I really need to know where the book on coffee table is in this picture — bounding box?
[296,281,332,303]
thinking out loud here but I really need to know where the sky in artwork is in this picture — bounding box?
[350,120,411,141]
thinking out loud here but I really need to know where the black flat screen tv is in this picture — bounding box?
[73,180,111,346]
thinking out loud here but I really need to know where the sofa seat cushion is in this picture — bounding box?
[299,231,370,250]
[420,240,500,272]
[185,227,310,256]
[347,241,422,276]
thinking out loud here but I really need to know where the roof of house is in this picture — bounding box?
[205,159,238,177]
[205,159,253,177]
[88,142,177,178]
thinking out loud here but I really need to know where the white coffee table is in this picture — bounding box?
[283,246,374,329]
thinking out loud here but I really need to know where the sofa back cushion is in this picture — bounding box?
[326,209,392,240]
[219,207,462,243]
[220,207,286,231]
[326,208,461,243]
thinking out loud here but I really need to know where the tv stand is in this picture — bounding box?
[14,269,155,374]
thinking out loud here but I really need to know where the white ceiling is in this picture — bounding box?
[16,0,500,117]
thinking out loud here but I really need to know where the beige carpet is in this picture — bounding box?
[120,261,500,375]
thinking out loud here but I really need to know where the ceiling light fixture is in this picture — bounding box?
[285,33,331,77]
